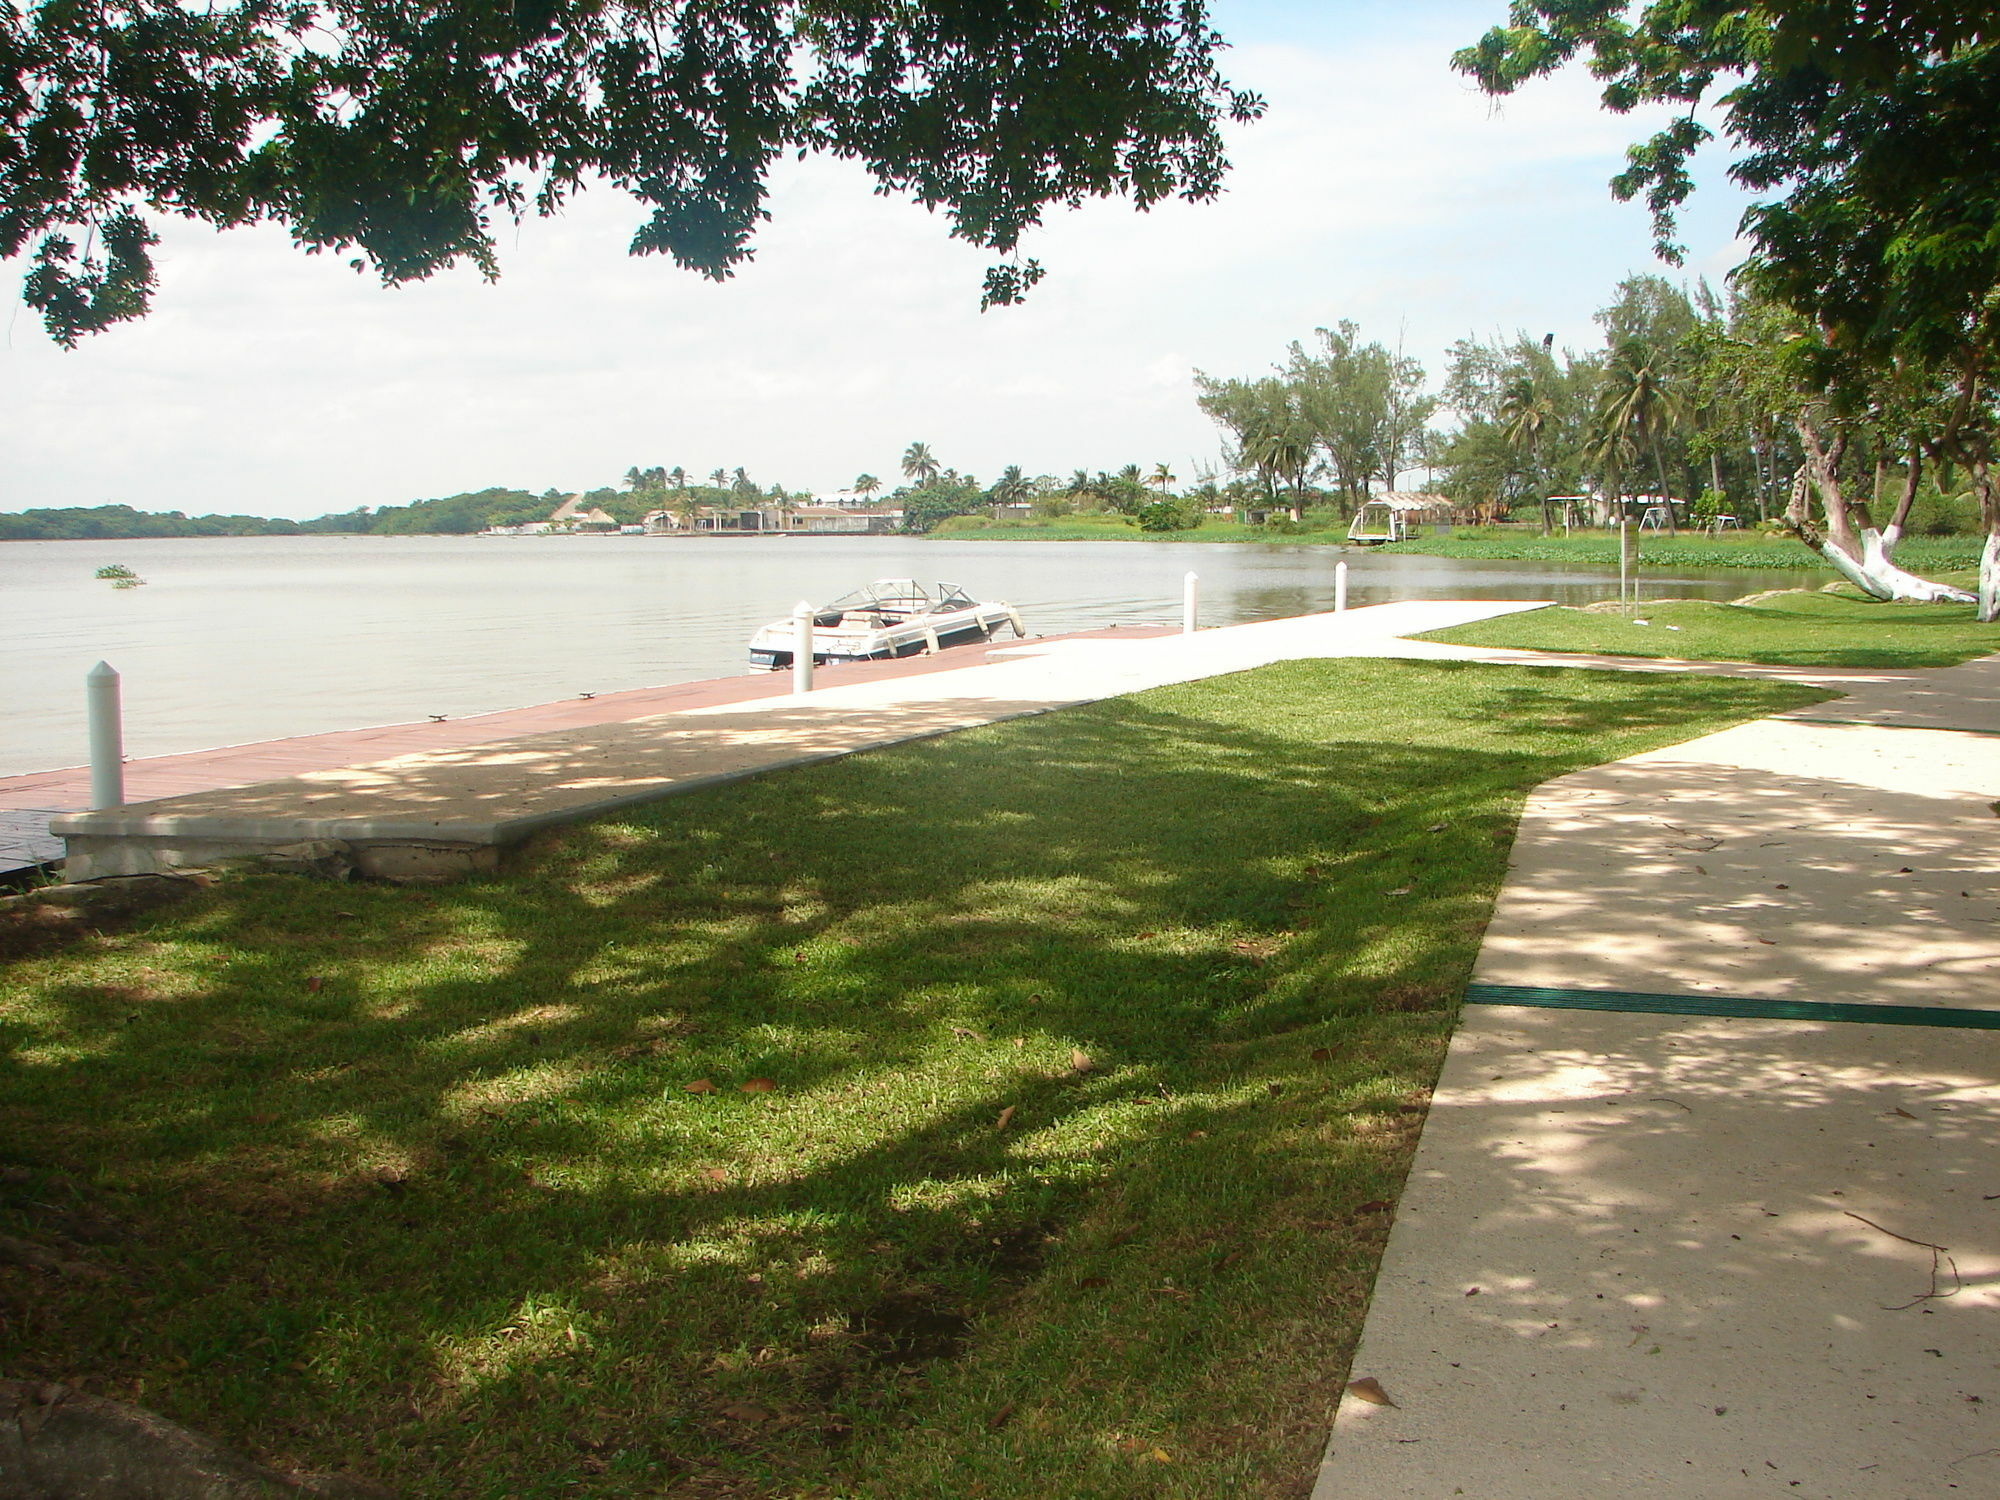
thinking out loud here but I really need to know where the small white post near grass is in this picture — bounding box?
[791,602,814,695]
[1335,560,1349,613]
[1183,571,1199,634]
[87,660,125,809]
[1619,507,1638,612]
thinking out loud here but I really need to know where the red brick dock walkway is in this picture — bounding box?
[0,627,1171,874]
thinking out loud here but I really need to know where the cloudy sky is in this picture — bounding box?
[1,1,1759,521]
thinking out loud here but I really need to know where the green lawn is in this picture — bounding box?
[1377,526,1987,573]
[0,661,1827,1498]
[1419,586,2000,669]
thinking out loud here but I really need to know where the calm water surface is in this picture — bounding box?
[0,535,1819,776]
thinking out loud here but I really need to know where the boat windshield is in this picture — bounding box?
[815,580,979,621]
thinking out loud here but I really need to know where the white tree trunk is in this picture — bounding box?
[1833,528,1978,604]
[1981,529,1999,623]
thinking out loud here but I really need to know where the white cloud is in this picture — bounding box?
[0,6,1759,519]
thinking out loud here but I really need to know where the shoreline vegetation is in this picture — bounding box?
[0,659,1827,1498]
[13,503,1983,579]
[15,506,1984,588]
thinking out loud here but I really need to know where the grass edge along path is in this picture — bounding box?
[0,660,1830,1499]
[1415,586,2000,669]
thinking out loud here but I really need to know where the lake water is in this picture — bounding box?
[0,534,1819,776]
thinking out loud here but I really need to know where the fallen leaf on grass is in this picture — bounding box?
[719,1403,771,1423]
[1150,1449,1173,1463]
[1356,1200,1393,1214]
[1346,1377,1397,1407]
[703,1168,729,1182]
[1069,1049,1095,1075]
[1186,1129,1209,1140]
[987,1402,1017,1431]
[683,1079,716,1094]
[951,1026,986,1041]
[305,976,325,993]
[1386,886,1412,897]
[1078,1276,1110,1290]
[739,1077,776,1093]
[996,1105,1016,1131]
[1310,1047,1333,1062]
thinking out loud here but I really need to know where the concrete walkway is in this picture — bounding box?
[1313,657,2000,1498]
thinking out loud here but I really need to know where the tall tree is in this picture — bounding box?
[6,0,1262,343]
[1459,1,2000,616]
[1194,371,1316,518]
[852,473,881,500]
[901,442,941,486]
[990,465,1031,505]
[1498,373,1559,532]
[1597,338,1685,531]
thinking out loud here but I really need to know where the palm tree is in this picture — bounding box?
[668,466,688,491]
[1149,462,1177,494]
[1598,338,1685,532]
[991,464,1030,505]
[1498,375,1558,532]
[902,442,940,486]
[852,473,881,500]
[708,468,728,491]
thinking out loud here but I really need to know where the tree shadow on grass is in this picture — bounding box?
[0,659,1823,1496]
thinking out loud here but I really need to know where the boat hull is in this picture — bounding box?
[746,602,1018,670]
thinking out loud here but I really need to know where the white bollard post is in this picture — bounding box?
[1335,560,1349,613]
[1183,571,1199,634]
[792,602,814,695]
[87,660,125,809]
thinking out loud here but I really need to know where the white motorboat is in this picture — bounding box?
[747,579,1025,670]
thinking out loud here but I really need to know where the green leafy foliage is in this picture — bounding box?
[4,0,1262,342]
[1457,3,2000,614]
[0,504,321,541]
[365,488,552,535]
